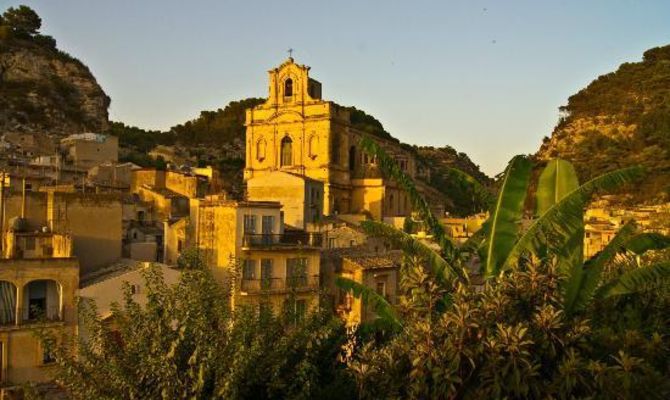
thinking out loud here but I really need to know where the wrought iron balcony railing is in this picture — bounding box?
[240,275,320,293]
[242,232,323,249]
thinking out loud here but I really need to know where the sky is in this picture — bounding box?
[2,1,670,176]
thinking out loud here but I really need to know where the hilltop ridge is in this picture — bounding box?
[538,45,670,203]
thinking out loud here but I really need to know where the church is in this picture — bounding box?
[244,57,443,229]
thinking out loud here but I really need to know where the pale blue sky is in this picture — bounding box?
[3,1,670,175]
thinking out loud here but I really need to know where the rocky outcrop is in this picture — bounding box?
[0,38,110,136]
[537,45,670,203]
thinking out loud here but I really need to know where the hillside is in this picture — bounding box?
[538,45,670,203]
[0,6,110,135]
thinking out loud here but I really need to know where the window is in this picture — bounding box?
[287,258,307,286]
[328,238,336,249]
[349,240,356,247]
[243,259,257,280]
[330,134,340,164]
[177,240,183,252]
[295,299,306,323]
[256,138,266,161]
[348,146,356,171]
[375,281,387,298]
[284,78,293,97]
[130,284,141,295]
[280,136,293,166]
[262,215,274,234]
[244,215,257,234]
[261,259,273,289]
[25,237,35,251]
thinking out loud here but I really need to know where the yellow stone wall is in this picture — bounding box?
[47,192,122,274]
[0,258,79,385]
[246,171,323,229]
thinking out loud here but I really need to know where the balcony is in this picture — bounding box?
[240,275,320,293]
[242,232,323,249]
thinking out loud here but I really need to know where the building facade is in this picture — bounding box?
[244,57,441,221]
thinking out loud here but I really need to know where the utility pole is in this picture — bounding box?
[0,171,5,255]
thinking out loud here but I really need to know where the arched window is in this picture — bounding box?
[284,78,293,97]
[256,138,266,161]
[349,146,356,171]
[280,136,293,166]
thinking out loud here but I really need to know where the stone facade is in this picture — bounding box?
[0,257,79,385]
[244,58,429,221]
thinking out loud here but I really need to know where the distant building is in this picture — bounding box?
[321,247,401,326]
[60,133,118,170]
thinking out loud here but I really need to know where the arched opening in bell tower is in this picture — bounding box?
[284,78,293,97]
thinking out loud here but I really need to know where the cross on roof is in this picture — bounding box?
[287,48,294,58]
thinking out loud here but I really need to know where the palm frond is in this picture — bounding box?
[360,137,453,256]
[563,221,637,316]
[535,159,580,216]
[335,276,402,329]
[360,220,460,283]
[624,232,670,255]
[503,166,644,270]
[596,262,670,299]
[445,167,494,208]
[479,155,533,277]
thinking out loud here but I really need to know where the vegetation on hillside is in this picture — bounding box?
[0,5,110,133]
[539,44,670,203]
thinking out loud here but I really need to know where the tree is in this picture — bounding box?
[36,256,355,399]
[338,138,670,398]
[3,5,41,37]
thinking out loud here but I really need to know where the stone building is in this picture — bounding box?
[185,195,322,315]
[321,247,401,326]
[60,133,118,170]
[0,226,78,386]
[244,57,442,222]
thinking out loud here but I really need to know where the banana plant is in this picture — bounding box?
[337,136,668,326]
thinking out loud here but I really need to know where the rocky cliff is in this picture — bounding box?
[0,8,109,136]
[537,45,670,203]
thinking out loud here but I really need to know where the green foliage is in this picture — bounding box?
[360,136,455,257]
[346,106,395,141]
[2,5,41,37]
[107,121,174,152]
[415,146,493,216]
[479,155,533,277]
[170,98,265,145]
[535,159,580,216]
[543,44,670,202]
[351,261,670,399]
[504,165,645,270]
[40,258,355,399]
[335,276,401,330]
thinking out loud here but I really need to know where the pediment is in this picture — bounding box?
[267,110,304,123]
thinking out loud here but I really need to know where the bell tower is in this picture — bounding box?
[266,57,322,106]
